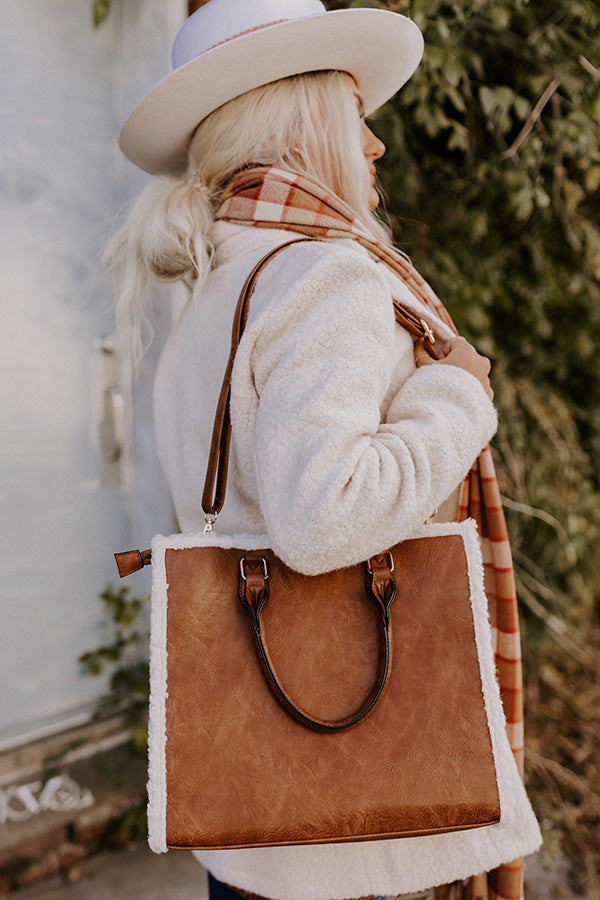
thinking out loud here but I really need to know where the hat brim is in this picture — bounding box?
[119,8,424,176]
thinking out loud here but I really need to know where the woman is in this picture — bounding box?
[110,2,540,899]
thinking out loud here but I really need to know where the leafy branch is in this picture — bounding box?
[79,586,150,753]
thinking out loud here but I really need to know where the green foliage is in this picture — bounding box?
[328,0,600,890]
[79,586,150,754]
[328,0,600,647]
[373,0,600,651]
[92,0,112,28]
[100,801,148,847]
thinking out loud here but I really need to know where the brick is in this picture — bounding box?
[18,852,60,886]
[71,816,107,845]
[57,842,86,869]
[71,802,117,845]
[0,823,66,868]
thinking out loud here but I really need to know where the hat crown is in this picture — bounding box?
[172,0,327,69]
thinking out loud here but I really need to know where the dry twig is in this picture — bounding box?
[503,78,561,160]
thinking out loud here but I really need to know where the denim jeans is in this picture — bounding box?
[207,873,244,899]
[207,874,388,900]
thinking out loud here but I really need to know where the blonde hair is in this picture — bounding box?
[107,70,391,361]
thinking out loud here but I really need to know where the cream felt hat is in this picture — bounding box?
[119,0,424,176]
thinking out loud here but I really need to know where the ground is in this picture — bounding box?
[5,845,595,900]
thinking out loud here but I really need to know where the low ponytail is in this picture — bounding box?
[106,174,213,365]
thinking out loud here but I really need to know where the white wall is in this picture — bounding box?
[0,0,184,747]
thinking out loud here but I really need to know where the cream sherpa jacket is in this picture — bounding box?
[152,223,502,900]
[154,222,497,573]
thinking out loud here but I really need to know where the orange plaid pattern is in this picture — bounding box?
[218,167,526,900]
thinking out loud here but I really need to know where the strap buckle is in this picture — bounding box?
[240,555,269,581]
[203,514,217,533]
[420,318,436,347]
[366,551,395,575]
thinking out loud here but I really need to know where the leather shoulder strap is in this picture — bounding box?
[201,239,440,526]
[201,239,314,521]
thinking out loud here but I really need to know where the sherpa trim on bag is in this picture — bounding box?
[147,529,272,854]
[147,520,541,898]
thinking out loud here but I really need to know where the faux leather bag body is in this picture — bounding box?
[149,524,500,851]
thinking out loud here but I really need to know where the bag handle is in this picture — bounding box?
[114,241,440,574]
[239,550,397,733]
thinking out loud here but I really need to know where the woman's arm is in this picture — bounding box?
[237,242,497,574]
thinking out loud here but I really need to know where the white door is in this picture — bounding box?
[0,0,185,749]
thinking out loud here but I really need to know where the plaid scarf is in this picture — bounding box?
[217,166,526,900]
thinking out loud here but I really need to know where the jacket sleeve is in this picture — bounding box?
[236,243,497,575]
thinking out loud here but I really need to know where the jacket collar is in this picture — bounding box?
[209,221,454,343]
